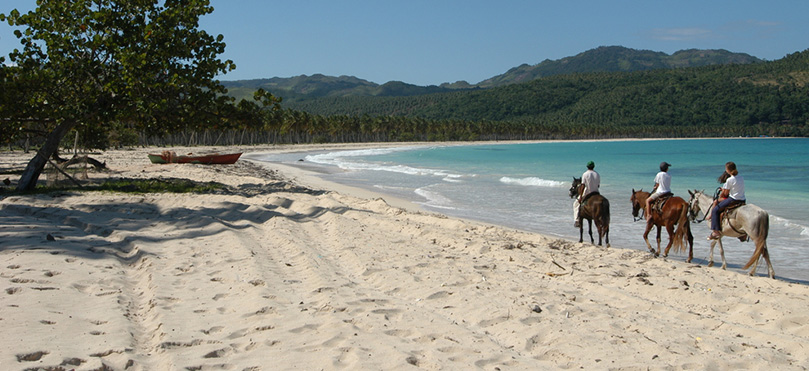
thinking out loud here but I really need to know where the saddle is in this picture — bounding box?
[720,200,748,242]
[719,199,746,218]
[581,191,600,205]
[651,192,673,214]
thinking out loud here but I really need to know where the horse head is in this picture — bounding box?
[569,177,582,199]
[687,189,707,222]
[630,189,647,219]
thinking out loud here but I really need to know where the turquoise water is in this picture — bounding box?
[254,138,809,282]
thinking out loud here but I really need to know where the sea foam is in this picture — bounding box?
[500,176,566,187]
[306,147,464,179]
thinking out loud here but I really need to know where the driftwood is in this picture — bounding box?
[51,153,107,170]
[46,158,83,188]
[44,152,107,187]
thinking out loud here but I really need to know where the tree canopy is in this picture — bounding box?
[0,0,267,190]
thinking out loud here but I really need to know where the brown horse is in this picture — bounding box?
[570,177,610,247]
[630,190,693,262]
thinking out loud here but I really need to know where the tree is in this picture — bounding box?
[1,0,236,190]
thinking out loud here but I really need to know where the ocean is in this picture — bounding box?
[252,138,809,283]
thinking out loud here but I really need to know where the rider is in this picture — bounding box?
[708,161,745,240]
[574,161,600,227]
[644,162,672,221]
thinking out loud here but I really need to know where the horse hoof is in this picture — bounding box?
[708,262,714,267]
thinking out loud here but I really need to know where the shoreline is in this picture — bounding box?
[245,139,809,284]
[2,143,809,369]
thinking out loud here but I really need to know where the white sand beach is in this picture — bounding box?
[2,145,809,370]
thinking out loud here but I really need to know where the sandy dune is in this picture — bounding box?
[1,145,808,370]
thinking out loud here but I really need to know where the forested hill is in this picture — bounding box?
[222,46,761,103]
[284,49,809,138]
[476,46,763,88]
[222,75,463,104]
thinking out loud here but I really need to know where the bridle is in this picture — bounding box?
[631,191,645,222]
[569,179,582,199]
[688,192,709,223]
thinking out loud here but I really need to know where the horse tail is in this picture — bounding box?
[743,210,770,270]
[671,202,690,255]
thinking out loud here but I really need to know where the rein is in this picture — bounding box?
[689,196,708,223]
[691,191,745,235]
[631,192,647,222]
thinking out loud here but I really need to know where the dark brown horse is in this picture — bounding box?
[570,177,610,247]
[630,189,693,262]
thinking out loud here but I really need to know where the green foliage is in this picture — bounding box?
[1,0,234,133]
[279,50,809,139]
[222,74,461,104]
[221,46,762,102]
[0,0,280,190]
[476,46,762,88]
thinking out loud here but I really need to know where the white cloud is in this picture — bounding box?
[647,20,782,43]
[722,20,782,39]
[649,27,714,41]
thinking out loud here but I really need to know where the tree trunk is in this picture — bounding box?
[17,120,78,191]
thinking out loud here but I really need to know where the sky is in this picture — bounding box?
[1,1,807,86]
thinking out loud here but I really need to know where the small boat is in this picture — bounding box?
[148,151,242,165]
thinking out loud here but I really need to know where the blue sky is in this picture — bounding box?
[2,1,807,86]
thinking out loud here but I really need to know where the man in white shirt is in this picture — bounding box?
[574,161,600,227]
[645,162,672,221]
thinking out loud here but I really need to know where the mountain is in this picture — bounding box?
[222,74,463,103]
[272,49,809,140]
[475,46,763,87]
[221,46,764,102]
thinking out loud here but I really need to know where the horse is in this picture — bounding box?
[687,190,775,279]
[569,177,610,247]
[630,190,694,262]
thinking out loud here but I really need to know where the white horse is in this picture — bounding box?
[687,190,775,279]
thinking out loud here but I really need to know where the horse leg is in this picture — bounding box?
[598,217,609,247]
[708,240,716,267]
[686,225,694,263]
[579,222,584,243]
[655,225,663,257]
[762,244,775,279]
[587,219,595,244]
[642,222,655,255]
[746,237,773,278]
[594,219,602,246]
[663,223,675,258]
[717,238,727,270]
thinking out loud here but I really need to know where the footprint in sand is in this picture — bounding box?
[383,329,413,337]
[288,323,321,334]
[202,326,225,335]
[16,351,48,362]
[371,308,403,320]
[203,348,232,359]
[478,315,510,328]
[426,290,452,300]
[519,316,542,326]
